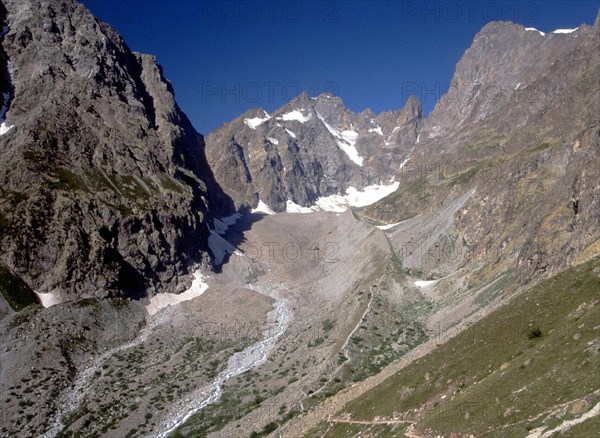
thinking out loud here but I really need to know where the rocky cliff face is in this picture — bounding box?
[365,17,600,290]
[0,0,233,305]
[205,92,423,212]
[423,20,598,140]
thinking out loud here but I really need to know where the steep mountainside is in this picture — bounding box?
[205,92,423,212]
[0,0,233,306]
[364,18,600,292]
[305,256,600,437]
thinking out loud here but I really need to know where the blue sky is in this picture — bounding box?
[81,0,599,134]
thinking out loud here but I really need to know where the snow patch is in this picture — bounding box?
[146,271,209,316]
[335,139,363,166]
[376,221,404,231]
[277,109,310,123]
[285,128,297,139]
[0,122,14,136]
[252,200,276,215]
[244,111,270,129]
[266,137,279,145]
[514,82,521,90]
[525,27,545,36]
[414,280,437,288]
[34,291,60,308]
[552,27,578,34]
[399,155,411,169]
[368,126,383,136]
[286,200,319,214]
[209,211,243,263]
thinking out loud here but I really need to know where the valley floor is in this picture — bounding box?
[1,209,598,438]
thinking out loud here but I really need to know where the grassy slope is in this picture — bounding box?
[308,256,600,437]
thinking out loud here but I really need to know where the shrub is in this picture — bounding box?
[528,327,543,339]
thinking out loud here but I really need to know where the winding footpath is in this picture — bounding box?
[310,286,375,398]
[327,417,415,425]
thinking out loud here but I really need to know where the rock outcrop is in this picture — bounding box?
[0,0,233,305]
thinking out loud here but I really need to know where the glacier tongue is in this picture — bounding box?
[286,181,400,214]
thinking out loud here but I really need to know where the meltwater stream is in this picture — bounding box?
[44,311,169,438]
[155,292,290,438]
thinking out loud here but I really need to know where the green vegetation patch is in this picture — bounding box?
[329,257,600,437]
[49,168,88,192]
[529,142,552,152]
[449,166,478,187]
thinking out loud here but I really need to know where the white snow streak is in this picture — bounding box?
[525,27,545,36]
[552,27,578,34]
[316,111,363,166]
[414,280,437,288]
[285,128,297,139]
[375,221,403,231]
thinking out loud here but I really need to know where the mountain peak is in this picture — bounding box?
[426,14,598,136]
[314,92,344,105]
[206,89,421,212]
[404,95,422,111]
